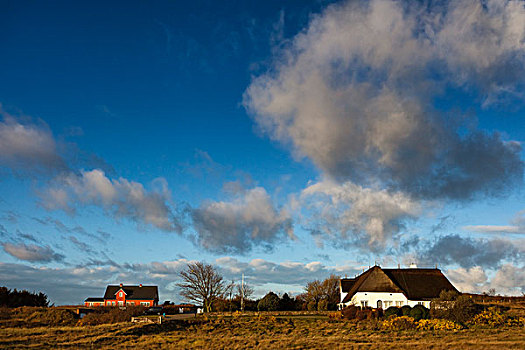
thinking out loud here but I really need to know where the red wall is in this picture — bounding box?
[87,288,155,307]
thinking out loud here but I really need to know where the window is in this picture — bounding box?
[383,301,392,308]
[360,300,368,308]
[417,302,424,305]
[140,302,150,306]
[118,301,124,306]
[119,292,123,297]
[395,301,403,307]
[112,301,116,306]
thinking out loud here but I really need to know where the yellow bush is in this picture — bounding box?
[505,316,525,327]
[416,318,462,331]
[468,307,524,328]
[381,316,416,330]
[469,308,506,328]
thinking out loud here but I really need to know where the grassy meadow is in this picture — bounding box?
[0,307,524,349]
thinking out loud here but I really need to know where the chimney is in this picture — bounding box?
[119,283,123,287]
[139,284,143,287]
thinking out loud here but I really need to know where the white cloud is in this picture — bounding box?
[40,169,183,232]
[463,209,525,235]
[447,264,525,295]
[244,0,523,201]
[0,108,66,173]
[0,257,357,305]
[446,266,489,293]
[300,180,420,250]
[191,187,294,254]
[215,257,358,292]
[2,242,64,263]
[463,225,522,234]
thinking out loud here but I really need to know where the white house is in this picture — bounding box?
[338,265,458,310]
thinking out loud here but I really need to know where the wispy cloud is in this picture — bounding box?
[40,170,185,233]
[463,225,522,234]
[0,107,67,174]
[32,216,110,243]
[2,242,64,263]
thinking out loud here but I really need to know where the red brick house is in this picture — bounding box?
[84,284,159,307]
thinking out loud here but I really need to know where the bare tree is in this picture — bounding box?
[322,274,341,306]
[305,280,324,303]
[305,275,341,310]
[236,282,254,300]
[177,261,226,313]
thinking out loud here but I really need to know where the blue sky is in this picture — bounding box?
[0,0,524,305]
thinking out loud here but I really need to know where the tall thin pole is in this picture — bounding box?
[241,273,245,312]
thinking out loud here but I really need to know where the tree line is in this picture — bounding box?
[0,286,49,307]
[176,261,340,312]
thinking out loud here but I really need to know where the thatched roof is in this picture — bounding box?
[340,278,356,293]
[341,266,458,303]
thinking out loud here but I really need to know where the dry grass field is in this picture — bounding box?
[0,312,524,349]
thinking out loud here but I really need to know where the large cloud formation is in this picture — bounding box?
[244,0,523,198]
[301,180,420,250]
[417,234,522,268]
[41,169,183,232]
[244,0,525,249]
[447,264,525,295]
[191,187,294,254]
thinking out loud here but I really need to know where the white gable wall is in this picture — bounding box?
[340,291,348,303]
[340,292,431,309]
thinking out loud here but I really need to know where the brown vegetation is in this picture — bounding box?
[0,312,523,349]
[0,304,523,349]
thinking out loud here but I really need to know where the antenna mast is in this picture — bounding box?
[241,273,245,312]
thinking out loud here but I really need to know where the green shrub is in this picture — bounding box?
[409,305,429,321]
[257,292,280,311]
[400,305,412,316]
[384,306,401,318]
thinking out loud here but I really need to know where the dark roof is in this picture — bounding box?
[383,268,459,301]
[340,278,356,293]
[84,297,104,302]
[341,266,458,303]
[103,285,159,301]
